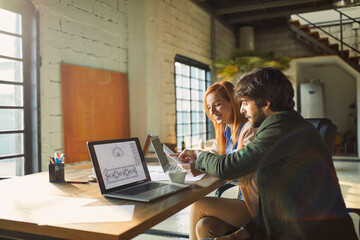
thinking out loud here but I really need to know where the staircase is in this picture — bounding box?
[289,17,360,72]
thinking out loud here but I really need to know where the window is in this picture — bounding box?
[0,1,39,176]
[174,55,211,151]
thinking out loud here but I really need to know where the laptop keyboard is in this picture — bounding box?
[167,164,182,171]
[117,182,168,196]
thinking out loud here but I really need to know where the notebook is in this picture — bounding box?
[150,135,184,172]
[87,138,190,202]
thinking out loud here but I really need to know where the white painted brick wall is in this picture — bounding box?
[315,23,359,57]
[255,27,317,57]
[32,0,127,170]
[33,0,235,170]
[149,0,235,144]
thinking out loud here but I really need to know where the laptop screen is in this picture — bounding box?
[150,136,170,171]
[88,138,151,192]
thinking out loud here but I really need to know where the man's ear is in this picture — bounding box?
[262,101,271,111]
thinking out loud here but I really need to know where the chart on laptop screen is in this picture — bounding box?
[94,141,146,189]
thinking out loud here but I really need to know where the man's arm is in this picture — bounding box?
[194,118,289,179]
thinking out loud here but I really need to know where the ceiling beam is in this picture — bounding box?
[228,4,335,23]
[216,0,329,15]
[189,0,236,32]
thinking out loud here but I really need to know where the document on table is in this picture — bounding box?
[149,170,205,182]
[38,204,135,225]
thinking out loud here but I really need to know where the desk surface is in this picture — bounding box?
[0,162,224,240]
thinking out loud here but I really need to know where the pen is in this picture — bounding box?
[59,153,65,163]
[49,155,55,164]
[55,152,61,164]
[66,181,89,184]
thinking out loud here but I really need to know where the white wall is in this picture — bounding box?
[128,0,236,146]
[32,0,128,170]
[255,27,317,57]
[298,63,355,134]
[290,56,360,156]
[32,0,236,170]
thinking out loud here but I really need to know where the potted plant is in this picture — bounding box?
[215,48,292,83]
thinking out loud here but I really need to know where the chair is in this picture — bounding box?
[306,118,337,153]
[215,118,360,235]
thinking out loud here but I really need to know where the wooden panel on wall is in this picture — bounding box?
[61,64,130,163]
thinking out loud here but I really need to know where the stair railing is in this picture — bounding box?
[296,10,360,57]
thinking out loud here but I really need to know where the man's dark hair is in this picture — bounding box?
[235,67,295,111]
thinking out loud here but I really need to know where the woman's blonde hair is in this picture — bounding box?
[204,81,247,154]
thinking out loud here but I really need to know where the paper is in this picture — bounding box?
[163,144,185,165]
[38,205,135,225]
[149,171,205,182]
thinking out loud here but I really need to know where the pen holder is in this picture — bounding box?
[49,163,65,182]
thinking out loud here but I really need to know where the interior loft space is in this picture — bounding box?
[289,6,360,160]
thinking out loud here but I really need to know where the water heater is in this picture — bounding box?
[300,82,325,118]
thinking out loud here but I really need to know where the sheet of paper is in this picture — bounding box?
[149,171,205,182]
[0,196,97,223]
[38,205,135,225]
[147,165,163,173]
[163,144,185,165]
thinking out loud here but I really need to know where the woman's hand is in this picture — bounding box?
[179,161,203,177]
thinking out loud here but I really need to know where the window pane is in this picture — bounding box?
[191,66,198,78]
[177,125,183,135]
[0,109,24,131]
[183,124,190,135]
[182,112,190,124]
[0,33,22,58]
[0,157,24,176]
[192,79,199,90]
[181,64,190,77]
[0,9,21,35]
[0,58,23,82]
[0,84,23,106]
[183,100,190,111]
[176,100,182,111]
[183,88,190,99]
[0,133,24,157]
[182,77,190,88]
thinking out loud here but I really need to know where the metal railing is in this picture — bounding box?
[296,9,360,57]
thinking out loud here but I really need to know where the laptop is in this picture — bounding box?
[142,133,153,158]
[87,138,190,202]
[150,135,184,172]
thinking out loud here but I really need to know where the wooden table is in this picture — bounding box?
[0,162,224,240]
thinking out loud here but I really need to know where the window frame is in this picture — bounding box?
[0,0,40,175]
[174,55,211,150]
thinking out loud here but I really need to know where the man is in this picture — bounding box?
[178,67,357,240]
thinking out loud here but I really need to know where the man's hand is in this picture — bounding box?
[177,149,202,163]
[179,161,203,176]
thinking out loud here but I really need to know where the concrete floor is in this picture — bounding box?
[134,161,360,240]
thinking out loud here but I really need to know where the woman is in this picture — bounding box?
[184,81,258,240]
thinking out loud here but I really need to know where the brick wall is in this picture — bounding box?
[316,22,360,57]
[255,27,317,57]
[33,0,235,169]
[215,21,237,60]
[128,0,236,145]
[32,0,127,170]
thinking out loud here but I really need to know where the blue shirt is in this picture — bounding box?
[224,125,238,154]
[224,125,244,200]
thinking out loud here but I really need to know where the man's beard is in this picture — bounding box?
[252,109,267,128]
